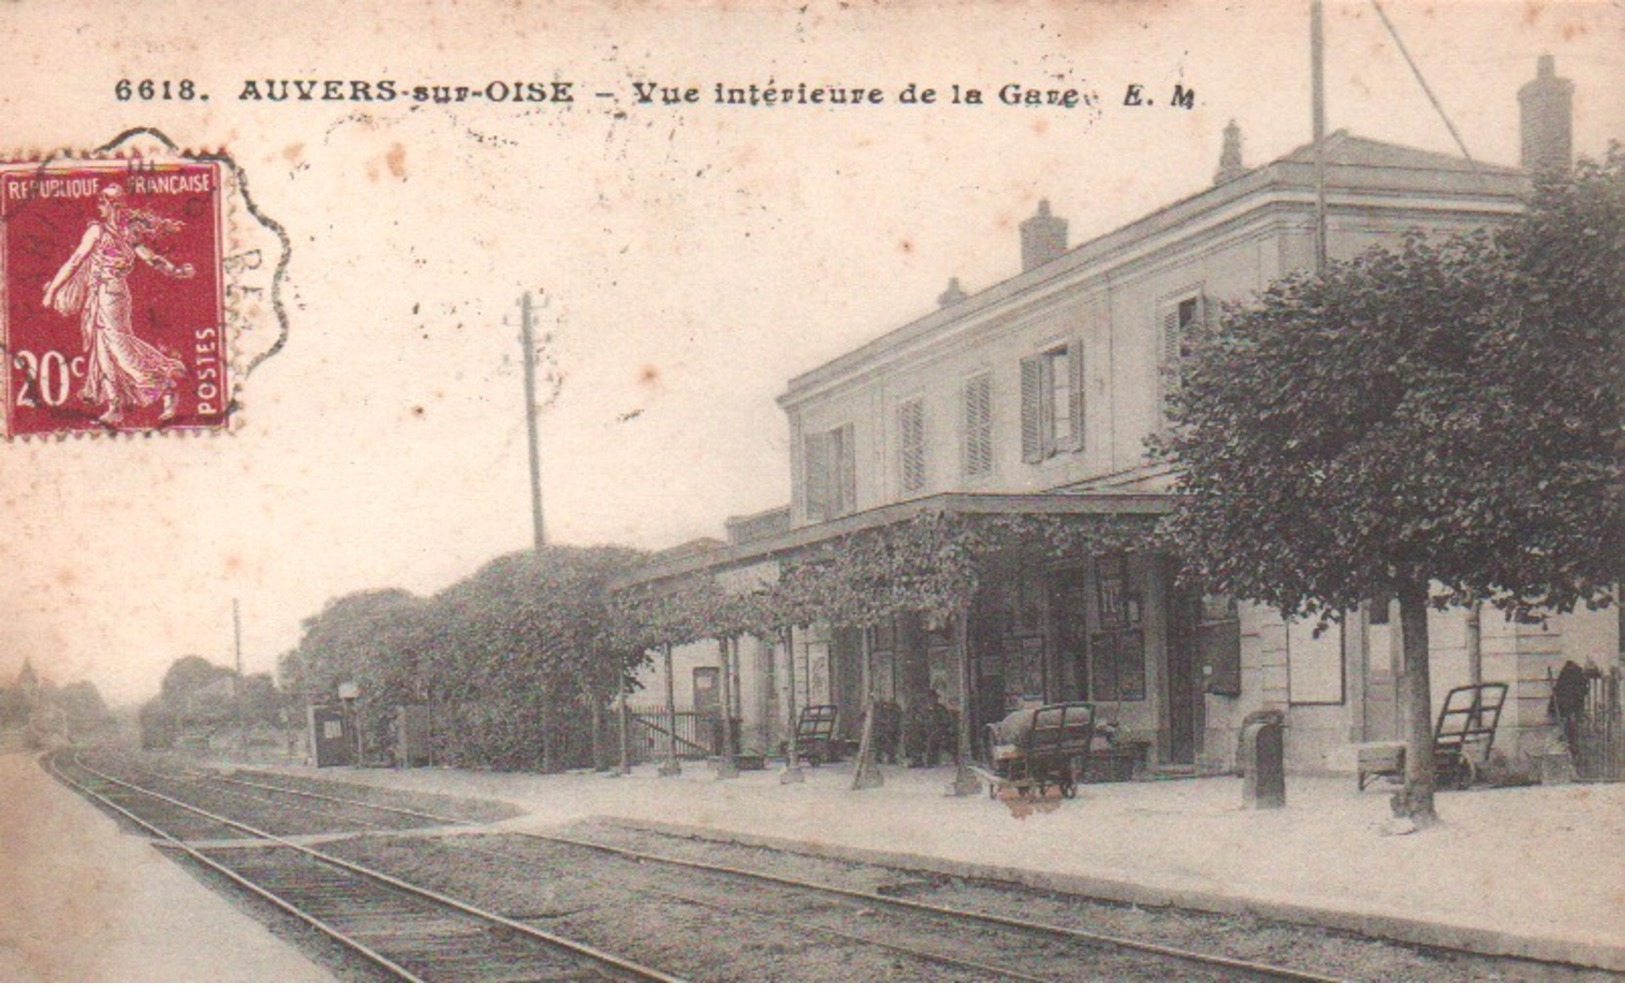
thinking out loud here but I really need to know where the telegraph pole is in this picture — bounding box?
[1311,0,1328,273]
[518,291,557,773]
[520,291,547,550]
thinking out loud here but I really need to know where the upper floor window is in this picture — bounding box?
[962,372,993,479]
[897,398,926,494]
[804,422,856,521]
[1021,340,1084,462]
[1159,293,1206,404]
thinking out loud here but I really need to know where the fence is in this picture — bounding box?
[1575,667,1623,782]
[625,707,717,764]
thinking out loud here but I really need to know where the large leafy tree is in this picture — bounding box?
[431,544,646,771]
[1154,149,1623,824]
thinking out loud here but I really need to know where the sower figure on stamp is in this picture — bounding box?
[42,185,192,426]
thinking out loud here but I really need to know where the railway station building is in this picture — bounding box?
[621,57,1619,778]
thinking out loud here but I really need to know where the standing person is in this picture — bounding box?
[1550,660,1594,756]
[42,185,192,425]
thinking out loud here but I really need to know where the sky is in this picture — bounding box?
[0,0,1620,705]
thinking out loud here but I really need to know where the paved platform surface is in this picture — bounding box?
[0,751,331,982]
[262,755,1625,972]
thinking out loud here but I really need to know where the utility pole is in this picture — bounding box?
[1311,0,1329,273]
[233,598,247,761]
[520,291,547,550]
[518,291,557,773]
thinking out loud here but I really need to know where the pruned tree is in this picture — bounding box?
[1153,148,1624,824]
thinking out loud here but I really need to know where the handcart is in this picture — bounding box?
[789,704,841,766]
[1357,682,1507,790]
[976,702,1096,799]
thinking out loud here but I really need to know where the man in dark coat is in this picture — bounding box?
[1550,660,1593,755]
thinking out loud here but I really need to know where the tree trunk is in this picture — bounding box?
[781,627,804,782]
[716,638,739,779]
[590,685,604,773]
[659,644,681,776]
[948,607,980,796]
[540,680,556,774]
[1395,579,1437,824]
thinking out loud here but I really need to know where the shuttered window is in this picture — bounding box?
[836,423,856,515]
[1067,343,1085,448]
[962,372,993,478]
[1020,356,1046,463]
[1158,294,1205,409]
[803,423,857,520]
[898,398,925,494]
[1020,341,1085,463]
[804,430,832,520]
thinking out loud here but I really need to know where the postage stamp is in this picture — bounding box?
[0,140,283,438]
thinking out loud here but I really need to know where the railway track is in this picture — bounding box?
[419,830,1336,982]
[69,755,1337,981]
[46,751,678,983]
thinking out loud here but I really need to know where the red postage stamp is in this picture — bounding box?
[1,156,229,436]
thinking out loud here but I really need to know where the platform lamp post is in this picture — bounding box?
[338,679,362,766]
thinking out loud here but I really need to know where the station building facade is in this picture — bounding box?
[627,58,1619,776]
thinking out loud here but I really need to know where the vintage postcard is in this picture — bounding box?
[1,1,1621,982]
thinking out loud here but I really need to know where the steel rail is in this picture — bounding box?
[415,833,1047,982]
[56,752,680,984]
[43,751,423,982]
[136,762,1334,982]
[639,881,1047,982]
[112,756,468,830]
[81,761,1041,981]
[513,828,1338,983]
[196,771,472,825]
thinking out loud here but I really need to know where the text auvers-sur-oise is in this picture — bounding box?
[235,79,1091,109]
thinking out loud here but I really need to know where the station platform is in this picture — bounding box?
[266,754,1625,973]
[0,751,331,982]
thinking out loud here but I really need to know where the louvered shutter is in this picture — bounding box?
[963,373,993,477]
[899,399,925,493]
[804,431,831,521]
[1020,355,1044,463]
[1160,308,1181,377]
[836,423,856,516]
[1067,340,1085,452]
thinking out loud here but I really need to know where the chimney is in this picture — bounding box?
[1518,54,1573,175]
[937,276,967,308]
[1019,199,1067,272]
[1214,119,1246,185]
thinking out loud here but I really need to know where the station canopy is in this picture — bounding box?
[613,492,1175,650]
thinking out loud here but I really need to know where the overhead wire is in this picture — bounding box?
[1368,0,1486,186]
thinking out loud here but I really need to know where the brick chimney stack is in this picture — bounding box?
[1019,199,1068,272]
[1518,54,1573,175]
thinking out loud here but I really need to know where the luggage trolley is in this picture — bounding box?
[789,704,841,766]
[978,702,1096,799]
[1357,682,1507,790]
